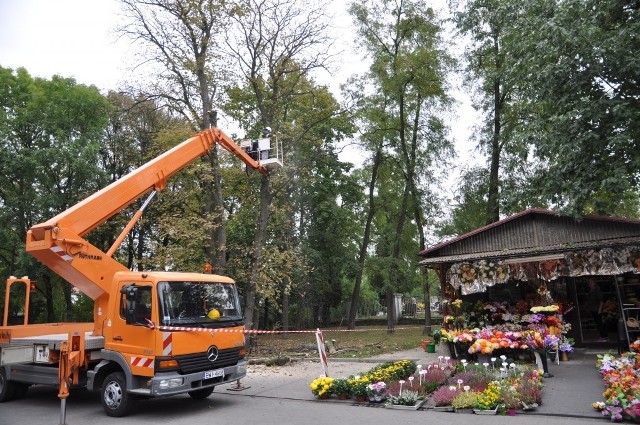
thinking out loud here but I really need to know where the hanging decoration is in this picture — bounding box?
[448,245,640,294]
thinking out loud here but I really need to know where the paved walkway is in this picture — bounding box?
[239,344,608,422]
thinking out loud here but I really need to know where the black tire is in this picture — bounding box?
[101,372,132,417]
[188,386,214,400]
[0,367,16,402]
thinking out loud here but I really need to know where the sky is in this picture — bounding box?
[0,0,129,90]
[0,0,477,189]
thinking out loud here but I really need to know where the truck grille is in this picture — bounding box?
[175,347,242,374]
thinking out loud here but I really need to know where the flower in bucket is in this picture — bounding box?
[310,376,334,398]
[559,337,575,353]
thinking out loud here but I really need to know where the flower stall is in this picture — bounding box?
[419,209,640,349]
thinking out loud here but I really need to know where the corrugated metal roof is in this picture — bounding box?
[419,209,640,266]
[418,235,640,265]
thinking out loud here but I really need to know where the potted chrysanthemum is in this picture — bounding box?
[366,381,387,402]
[332,378,352,400]
[310,376,333,399]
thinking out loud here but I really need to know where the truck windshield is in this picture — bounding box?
[157,281,243,326]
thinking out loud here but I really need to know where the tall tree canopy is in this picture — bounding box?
[119,0,239,273]
[0,66,109,321]
[446,0,640,228]
[508,0,640,216]
[347,0,453,331]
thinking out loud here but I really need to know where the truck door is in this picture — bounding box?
[109,283,156,377]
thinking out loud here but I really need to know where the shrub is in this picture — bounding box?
[332,378,351,397]
[367,360,416,381]
[422,380,441,393]
[448,371,474,386]
[475,381,501,410]
[422,368,448,385]
[348,376,370,397]
[431,385,462,407]
[387,390,423,406]
[465,367,495,388]
[520,381,542,405]
[310,376,333,397]
[386,378,428,398]
[452,390,479,409]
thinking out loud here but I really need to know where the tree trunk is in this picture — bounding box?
[348,145,383,330]
[244,175,273,331]
[62,281,72,322]
[43,275,54,322]
[282,289,289,332]
[387,181,410,332]
[487,32,502,224]
[205,148,227,274]
[386,287,395,334]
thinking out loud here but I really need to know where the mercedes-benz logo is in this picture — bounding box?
[207,346,219,362]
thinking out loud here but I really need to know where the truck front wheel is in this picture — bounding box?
[101,372,132,417]
[188,386,214,399]
[0,368,16,402]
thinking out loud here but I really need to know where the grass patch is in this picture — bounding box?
[248,325,435,359]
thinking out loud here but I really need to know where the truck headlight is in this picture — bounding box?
[159,378,184,389]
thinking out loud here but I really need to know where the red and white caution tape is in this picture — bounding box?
[157,325,318,333]
[156,325,420,334]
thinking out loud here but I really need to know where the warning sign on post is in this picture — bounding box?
[315,329,329,377]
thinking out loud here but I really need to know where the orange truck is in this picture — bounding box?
[0,128,281,417]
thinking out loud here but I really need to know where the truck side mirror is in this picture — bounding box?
[121,285,138,325]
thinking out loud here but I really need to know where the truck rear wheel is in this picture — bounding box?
[0,368,16,402]
[188,386,214,399]
[101,372,132,417]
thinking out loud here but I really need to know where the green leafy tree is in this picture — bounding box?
[505,0,640,216]
[0,67,108,321]
[347,0,453,331]
[119,0,240,273]
[450,0,535,224]
[223,0,343,330]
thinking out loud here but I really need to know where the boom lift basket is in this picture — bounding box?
[239,136,283,172]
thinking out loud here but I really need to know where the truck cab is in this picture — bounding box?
[87,271,246,416]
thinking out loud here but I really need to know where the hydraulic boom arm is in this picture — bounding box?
[25,128,267,333]
[30,128,266,239]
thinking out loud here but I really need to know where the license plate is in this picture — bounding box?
[203,369,224,379]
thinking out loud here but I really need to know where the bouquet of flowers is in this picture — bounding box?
[559,337,574,353]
